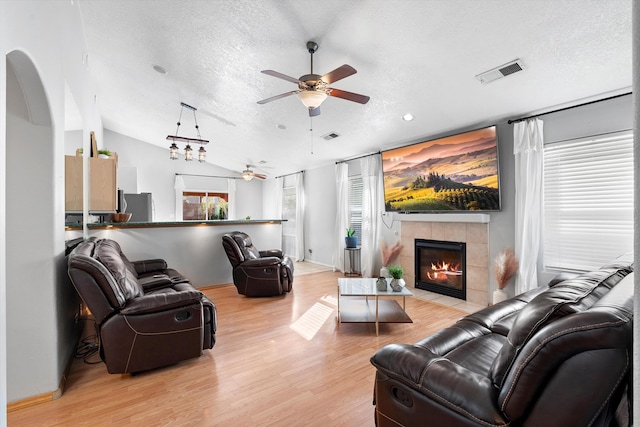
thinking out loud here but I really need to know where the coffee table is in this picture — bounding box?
[337,277,413,336]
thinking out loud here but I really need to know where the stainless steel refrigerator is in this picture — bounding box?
[123,192,153,222]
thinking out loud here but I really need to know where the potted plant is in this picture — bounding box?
[345,228,358,248]
[388,264,405,291]
[98,149,113,158]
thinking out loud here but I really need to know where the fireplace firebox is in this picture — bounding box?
[415,239,466,300]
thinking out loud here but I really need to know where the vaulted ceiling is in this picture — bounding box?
[77,0,632,178]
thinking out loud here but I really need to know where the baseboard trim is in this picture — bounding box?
[7,318,84,412]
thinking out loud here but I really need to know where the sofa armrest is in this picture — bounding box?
[138,274,173,291]
[259,249,283,258]
[371,344,505,425]
[240,257,282,268]
[132,259,168,275]
[120,290,203,315]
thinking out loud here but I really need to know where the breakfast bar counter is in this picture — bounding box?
[64,219,286,287]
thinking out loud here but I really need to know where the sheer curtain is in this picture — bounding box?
[275,176,284,248]
[333,163,349,272]
[360,155,383,278]
[294,172,305,261]
[514,118,544,294]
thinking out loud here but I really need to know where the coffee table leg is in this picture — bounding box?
[375,296,379,336]
[337,283,340,323]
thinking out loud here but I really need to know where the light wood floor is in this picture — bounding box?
[8,270,469,426]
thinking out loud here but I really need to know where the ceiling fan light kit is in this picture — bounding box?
[258,41,370,117]
[167,102,209,162]
[241,165,267,181]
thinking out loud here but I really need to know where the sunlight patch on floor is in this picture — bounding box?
[290,302,335,340]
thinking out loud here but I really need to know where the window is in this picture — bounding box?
[182,191,228,220]
[282,186,296,256]
[348,177,363,241]
[543,130,634,272]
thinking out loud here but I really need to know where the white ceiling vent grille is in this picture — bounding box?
[322,132,340,141]
[475,59,525,84]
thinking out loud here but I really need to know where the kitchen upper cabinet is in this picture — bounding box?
[65,132,118,212]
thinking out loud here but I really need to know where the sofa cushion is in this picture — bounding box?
[490,261,632,388]
[94,239,144,301]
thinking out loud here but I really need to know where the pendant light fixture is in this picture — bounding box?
[167,102,209,162]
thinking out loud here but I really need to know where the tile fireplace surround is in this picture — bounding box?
[397,220,489,306]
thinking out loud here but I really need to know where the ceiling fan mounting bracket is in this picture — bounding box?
[306,41,318,54]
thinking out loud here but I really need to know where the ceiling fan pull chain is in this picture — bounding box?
[310,117,314,155]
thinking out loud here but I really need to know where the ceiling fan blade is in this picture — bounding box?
[257,91,298,105]
[309,106,321,117]
[329,88,370,104]
[254,173,267,180]
[321,64,357,84]
[261,70,301,84]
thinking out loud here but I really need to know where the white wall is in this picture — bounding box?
[302,164,337,266]
[1,0,102,407]
[103,129,264,221]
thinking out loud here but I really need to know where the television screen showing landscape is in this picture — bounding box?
[382,126,500,212]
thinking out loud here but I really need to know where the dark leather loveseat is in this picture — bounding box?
[222,231,294,297]
[68,237,216,374]
[371,258,634,427]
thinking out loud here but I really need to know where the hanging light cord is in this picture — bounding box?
[193,109,202,139]
[175,105,184,136]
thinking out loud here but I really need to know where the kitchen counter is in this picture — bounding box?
[65,219,284,230]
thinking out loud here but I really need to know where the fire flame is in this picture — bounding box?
[426,260,461,281]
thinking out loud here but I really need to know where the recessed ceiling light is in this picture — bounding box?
[152,64,168,75]
[276,124,286,130]
[402,113,414,121]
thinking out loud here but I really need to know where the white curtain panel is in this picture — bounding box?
[275,176,284,249]
[333,163,349,272]
[294,172,305,261]
[513,118,544,294]
[360,155,384,278]
[227,179,236,220]
[174,175,185,221]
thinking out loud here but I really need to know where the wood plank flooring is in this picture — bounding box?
[8,270,468,426]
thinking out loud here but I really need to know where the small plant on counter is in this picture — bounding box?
[346,228,356,237]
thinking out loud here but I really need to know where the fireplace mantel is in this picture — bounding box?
[391,212,491,224]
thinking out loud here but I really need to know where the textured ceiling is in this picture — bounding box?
[77,0,632,178]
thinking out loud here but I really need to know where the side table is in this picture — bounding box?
[344,247,361,276]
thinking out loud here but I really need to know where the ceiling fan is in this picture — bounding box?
[240,165,267,181]
[257,41,370,117]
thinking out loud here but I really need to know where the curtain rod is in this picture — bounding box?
[336,151,381,165]
[175,173,239,179]
[275,170,304,179]
[508,92,632,124]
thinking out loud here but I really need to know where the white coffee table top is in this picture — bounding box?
[338,277,413,297]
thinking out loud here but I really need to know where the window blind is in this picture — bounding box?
[543,130,634,272]
[348,177,363,240]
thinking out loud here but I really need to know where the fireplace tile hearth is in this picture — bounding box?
[398,221,489,306]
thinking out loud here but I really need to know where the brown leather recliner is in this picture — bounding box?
[67,237,216,374]
[222,231,294,297]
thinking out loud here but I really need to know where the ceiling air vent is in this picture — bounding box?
[475,59,525,84]
[322,132,340,141]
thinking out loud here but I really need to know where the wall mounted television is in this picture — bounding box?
[382,125,500,213]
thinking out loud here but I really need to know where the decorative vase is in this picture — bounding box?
[376,277,388,292]
[345,236,358,248]
[390,278,405,292]
[493,288,508,304]
[380,266,391,278]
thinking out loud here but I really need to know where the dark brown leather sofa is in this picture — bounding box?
[371,259,634,427]
[67,237,216,374]
[222,231,294,297]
